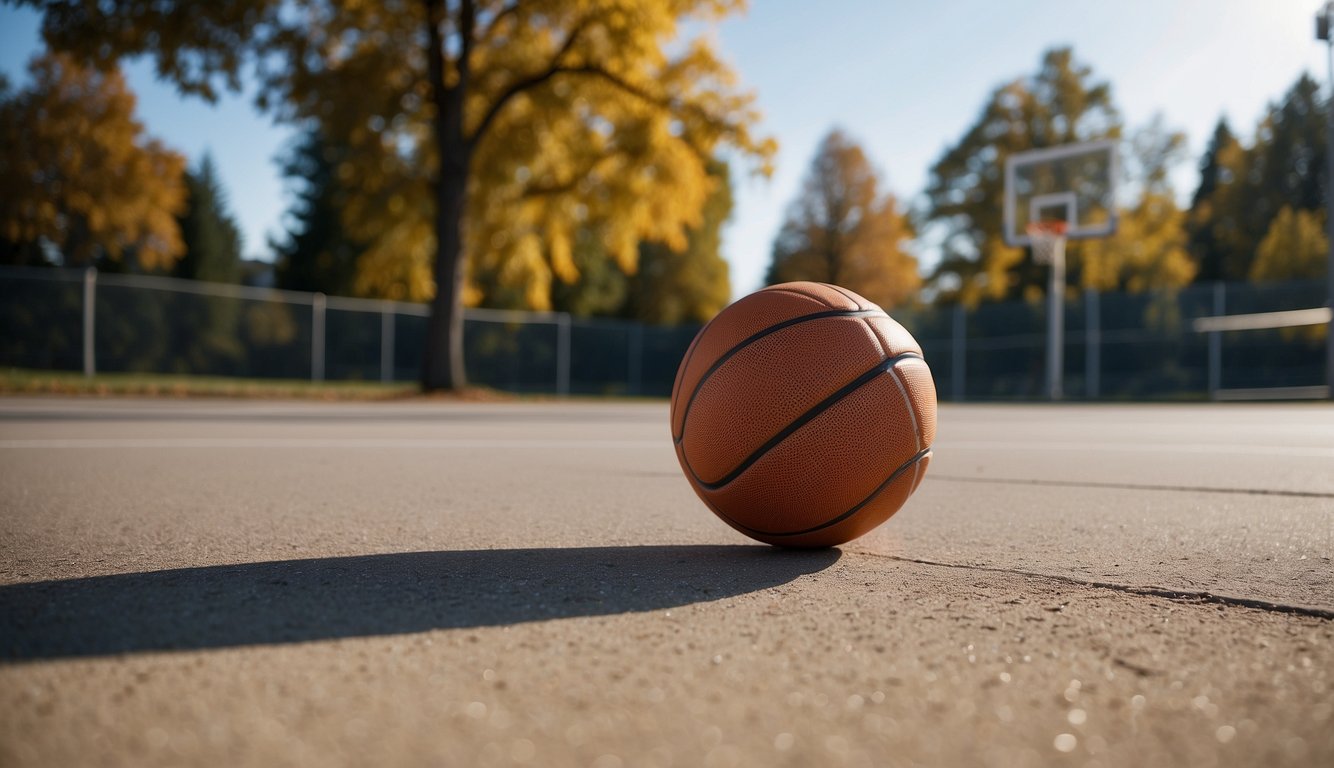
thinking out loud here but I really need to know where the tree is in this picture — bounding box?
[1186,118,1243,283]
[164,154,245,372]
[624,159,734,325]
[1078,116,1196,294]
[1188,75,1327,282]
[766,130,919,309]
[923,47,1120,305]
[273,128,363,297]
[175,154,243,283]
[0,50,186,269]
[1250,206,1328,282]
[539,158,734,324]
[29,0,775,390]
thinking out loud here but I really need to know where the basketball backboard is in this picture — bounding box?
[1003,139,1119,247]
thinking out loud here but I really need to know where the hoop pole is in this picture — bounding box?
[1045,235,1066,401]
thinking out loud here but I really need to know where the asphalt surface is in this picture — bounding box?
[0,397,1331,767]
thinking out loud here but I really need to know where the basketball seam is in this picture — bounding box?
[671,328,706,406]
[672,308,888,443]
[820,282,866,309]
[764,285,838,308]
[859,317,886,359]
[711,447,933,539]
[888,363,922,452]
[688,351,922,490]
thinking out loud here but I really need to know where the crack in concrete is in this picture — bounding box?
[852,550,1334,621]
[929,474,1334,500]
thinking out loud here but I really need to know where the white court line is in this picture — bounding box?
[2,438,1328,458]
[0,438,664,450]
[944,440,1334,459]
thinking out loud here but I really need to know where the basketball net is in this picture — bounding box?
[1027,221,1069,266]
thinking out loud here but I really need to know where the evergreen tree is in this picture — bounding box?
[168,154,244,373]
[174,154,242,283]
[273,128,362,297]
[1186,118,1242,283]
[1188,74,1327,282]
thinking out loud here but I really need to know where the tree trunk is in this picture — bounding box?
[422,170,469,390]
[420,0,470,391]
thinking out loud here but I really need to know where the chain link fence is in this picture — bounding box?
[0,265,1326,399]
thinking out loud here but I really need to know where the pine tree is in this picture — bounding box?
[1188,74,1327,282]
[273,128,362,297]
[174,154,242,283]
[1186,118,1242,283]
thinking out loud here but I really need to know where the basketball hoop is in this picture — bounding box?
[1026,221,1069,266]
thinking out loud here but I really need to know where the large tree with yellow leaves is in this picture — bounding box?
[0,51,186,269]
[27,0,774,390]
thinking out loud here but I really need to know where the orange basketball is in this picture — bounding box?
[670,282,936,548]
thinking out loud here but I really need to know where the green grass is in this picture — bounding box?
[0,368,428,400]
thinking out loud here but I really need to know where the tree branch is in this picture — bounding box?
[479,2,520,41]
[459,0,476,85]
[521,151,619,199]
[467,17,590,144]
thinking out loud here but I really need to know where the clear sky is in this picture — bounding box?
[1,1,1328,297]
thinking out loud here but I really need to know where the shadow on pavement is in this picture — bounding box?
[0,545,839,661]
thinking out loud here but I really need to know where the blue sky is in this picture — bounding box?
[1,1,1328,297]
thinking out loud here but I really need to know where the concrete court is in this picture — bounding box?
[0,396,1330,768]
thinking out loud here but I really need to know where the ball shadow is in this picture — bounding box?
[0,545,839,661]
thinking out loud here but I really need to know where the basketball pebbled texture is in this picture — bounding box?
[670,281,936,548]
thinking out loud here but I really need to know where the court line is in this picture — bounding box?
[853,551,1334,621]
[0,438,664,449]
[929,474,1334,500]
[943,440,1334,459]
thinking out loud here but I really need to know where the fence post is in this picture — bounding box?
[556,313,571,396]
[951,304,966,401]
[312,293,326,382]
[628,323,644,396]
[82,267,97,377]
[1207,282,1224,399]
[1085,287,1100,399]
[380,301,395,383]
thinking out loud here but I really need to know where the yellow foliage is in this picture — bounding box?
[285,0,773,307]
[1077,193,1196,294]
[1250,206,1328,282]
[768,130,919,309]
[0,52,187,268]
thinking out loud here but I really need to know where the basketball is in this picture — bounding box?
[670,281,936,547]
